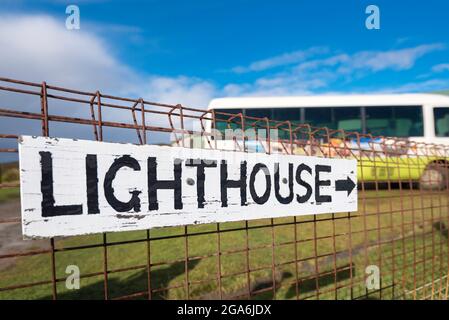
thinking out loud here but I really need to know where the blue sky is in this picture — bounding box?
[1,0,449,107]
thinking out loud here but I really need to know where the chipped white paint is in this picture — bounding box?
[19,136,357,239]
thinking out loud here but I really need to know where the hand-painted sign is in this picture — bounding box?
[19,136,357,239]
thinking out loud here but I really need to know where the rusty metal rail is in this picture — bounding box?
[0,76,449,300]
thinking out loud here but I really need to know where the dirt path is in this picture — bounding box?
[0,200,49,270]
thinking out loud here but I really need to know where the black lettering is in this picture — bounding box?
[274,163,294,204]
[249,163,271,205]
[104,155,141,212]
[185,159,217,208]
[40,151,82,217]
[148,157,183,210]
[315,164,332,203]
[296,164,312,203]
[86,154,99,214]
[220,160,247,207]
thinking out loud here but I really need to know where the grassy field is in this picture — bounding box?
[0,187,19,203]
[0,189,448,300]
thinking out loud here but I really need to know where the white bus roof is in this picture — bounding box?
[208,94,449,109]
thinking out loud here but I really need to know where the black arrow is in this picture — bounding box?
[335,177,356,196]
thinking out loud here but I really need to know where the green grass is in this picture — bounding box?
[0,187,19,203]
[1,190,448,300]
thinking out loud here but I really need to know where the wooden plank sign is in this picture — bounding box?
[19,136,357,239]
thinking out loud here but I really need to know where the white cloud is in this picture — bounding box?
[0,14,217,106]
[136,76,217,108]
[229,44,443,86]
[294,54,350,72]
[0,14,137,92]
[231,46,328,73]
[222,44,446,97]
[370,79,449,94]
[0,14,446,111]
[347,44,444,72]
[0,14,217,149]
[432,63,449,73]
[293,44,444,75]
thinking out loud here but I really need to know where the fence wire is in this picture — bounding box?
[0,77,448,300]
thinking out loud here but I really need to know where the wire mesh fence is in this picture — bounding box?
[0,77,448,300]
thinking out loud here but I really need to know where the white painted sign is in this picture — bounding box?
[19,136,357,239]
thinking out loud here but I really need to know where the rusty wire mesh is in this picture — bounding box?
[0,77,449,300]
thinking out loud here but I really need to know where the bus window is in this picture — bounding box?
[272,108,301,123]
[335,107,362,132]
[244,109,272,138]
[434,107,449,137]
[213,108,243,137]
[365,106,423,137]
[272,108,302,139]
[365,107,392,136]
[304,107,334,129]
[213,108,243,120]
[304,107,362,132]
[245,108,272,119]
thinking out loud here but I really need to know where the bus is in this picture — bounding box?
[205,94,449,190]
